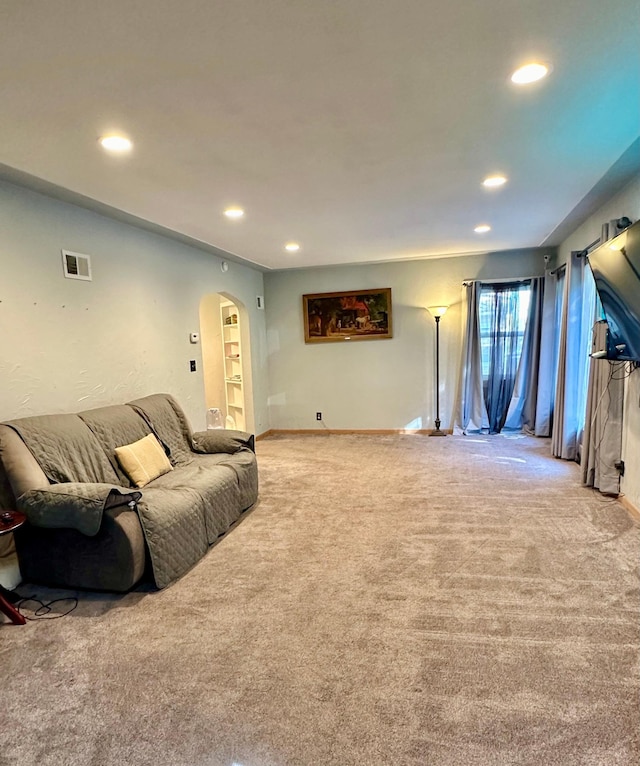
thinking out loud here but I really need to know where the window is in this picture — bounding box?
[478,282,531,380]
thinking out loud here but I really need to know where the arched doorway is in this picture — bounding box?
[199,293,254,433]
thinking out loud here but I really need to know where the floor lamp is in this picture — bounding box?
[427,305,448,436]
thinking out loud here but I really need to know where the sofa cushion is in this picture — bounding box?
[3,414,119,485]
[79,404,152,486]
[128,394,194,466]
[150,459,242,542]
[115,434,173,488]
[192,450,259,512]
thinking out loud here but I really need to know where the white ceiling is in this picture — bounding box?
[1,0,639,270]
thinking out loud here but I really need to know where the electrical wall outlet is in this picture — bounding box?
[190,360,197,372]
[316,412,322,421]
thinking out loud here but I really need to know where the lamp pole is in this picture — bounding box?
[434,315,443,434]
[427,306,448,436]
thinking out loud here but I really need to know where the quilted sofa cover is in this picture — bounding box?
[0,394,258,590]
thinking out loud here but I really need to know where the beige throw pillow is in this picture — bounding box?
[115,434,173,488]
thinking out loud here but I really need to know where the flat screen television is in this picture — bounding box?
[586,219,640,362]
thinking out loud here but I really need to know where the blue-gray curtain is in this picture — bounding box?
[454,282,486,433]
[531,270,560,436]
[581,321,624,493]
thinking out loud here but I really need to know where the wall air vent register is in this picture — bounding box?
[62,250,92,281]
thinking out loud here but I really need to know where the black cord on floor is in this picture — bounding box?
[14,594,79,620]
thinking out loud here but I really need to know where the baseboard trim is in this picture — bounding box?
[619,494,640,523]
[255,429,274,441]
[262,428,454,436]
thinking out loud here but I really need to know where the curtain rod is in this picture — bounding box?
[578,237,602,257]
[461,275,542,286]
[552,236,602,273]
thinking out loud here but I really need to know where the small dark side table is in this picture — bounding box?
[0,510,26,625]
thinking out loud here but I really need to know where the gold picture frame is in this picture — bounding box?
[303,288,393,343]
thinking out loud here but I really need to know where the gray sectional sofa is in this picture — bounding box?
[0,394,258,591]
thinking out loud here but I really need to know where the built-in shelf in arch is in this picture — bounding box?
[220,300,245,430]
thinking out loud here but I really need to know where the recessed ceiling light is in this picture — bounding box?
[99,135,133,153]
[474,224,491,233]
[285,242,300,252]
[482,175,507,188]
[224,208,245,219]
[511,63,549,85]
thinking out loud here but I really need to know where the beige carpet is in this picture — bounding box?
[1,433,639,766]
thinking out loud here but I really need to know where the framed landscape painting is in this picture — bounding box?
[303,288,393,343]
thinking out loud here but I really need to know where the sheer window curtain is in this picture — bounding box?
[483,283,527,433]
[551,252,597,459]
[505,277,544,431]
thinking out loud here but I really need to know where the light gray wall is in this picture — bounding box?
[264,249,550,431]
[0,180,269,434]
[199,293,225,414]
[557,174,640,511]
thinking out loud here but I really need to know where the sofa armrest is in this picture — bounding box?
[192,429,255,455]
[17,483,141,537]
